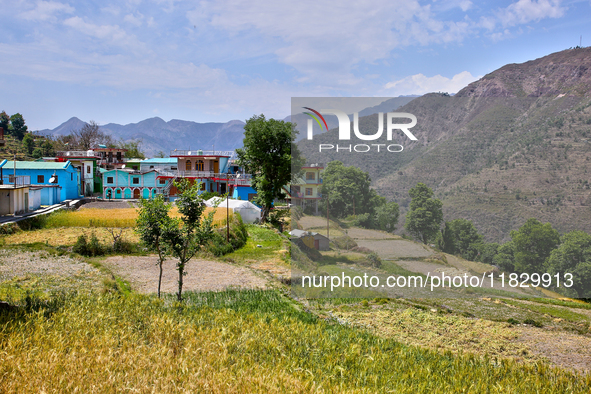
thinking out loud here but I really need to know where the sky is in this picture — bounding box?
[0,0,590,131]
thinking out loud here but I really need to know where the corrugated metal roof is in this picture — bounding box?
[141,158,177,163]
[0,160,71,170]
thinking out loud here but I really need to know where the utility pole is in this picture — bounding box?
[353,195,355,216]
[226,168,230,242]
[13,151,16,189]
[326,190,329,240]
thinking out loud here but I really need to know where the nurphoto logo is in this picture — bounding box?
[301,104,418,153]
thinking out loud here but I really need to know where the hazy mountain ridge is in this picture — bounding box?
[39,117,247,157]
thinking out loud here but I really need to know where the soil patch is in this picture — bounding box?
[102,255,269,294]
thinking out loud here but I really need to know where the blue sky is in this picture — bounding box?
[0,0,589,130]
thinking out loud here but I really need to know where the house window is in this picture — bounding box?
[200,183,205,191]
[306,172,315,181]
[87,166,91,174]
[107,177,114,184]
[171,166,177,170]
[185,160,192,171]
[305,188,313,196]
[159,179,166,185]
[37,175,44,183]
[132,177,140,185]
[197,160,204,171]
[150,165,154,169]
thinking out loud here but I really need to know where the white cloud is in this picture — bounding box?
[383,71,480,95]
[498,0,565,27]
[186,0,476,87]
[19,1,74,22]
[123,13,144,27]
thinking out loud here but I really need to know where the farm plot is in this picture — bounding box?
[102,255,270,294]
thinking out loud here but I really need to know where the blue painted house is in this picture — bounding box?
[0,160,81,204]
[102,169,163,199]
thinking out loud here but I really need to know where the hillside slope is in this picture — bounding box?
[298,48,591,242]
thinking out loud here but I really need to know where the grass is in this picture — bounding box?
[501,298,591,323]
[1,289,590,393]
[42,207,230,228]
[224,224,287,265]
[2,227,141,247]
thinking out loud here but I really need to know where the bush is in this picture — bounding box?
[206,213,248,256]
[358,252,382,269]
[333,235,357,250]
[73,233,106,257]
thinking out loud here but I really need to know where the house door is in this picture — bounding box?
[24,193,29,213]
[314,240,319,250]
[133,189,140,199]
[213,161,219,174]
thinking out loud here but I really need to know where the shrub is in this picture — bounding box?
[207,213,248,256]
[73,234,89,256]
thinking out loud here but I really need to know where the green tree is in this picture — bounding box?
[511,218,559,274]
[447,218,484,261]
[404,183,443,244]
[236,114,303,222]
[320,161,382,219]
[0,111,9,134]
[493,241,515,272]
[546,231,591,298]
[32,148,44,159]
[118,139,145,159]
[41,139,55,156]
[22,133,35,155]
[374,201,400,232]
[437,222,456,254]
[136,195,173,298]
[161,179,216,301]
[9,113,27,140]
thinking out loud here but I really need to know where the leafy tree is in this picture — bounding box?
[22,133,35,155]
[161,179,216,301]
[136,195,173,298]
[404,183,443,244]
[511,218,559,274]
[546,231,591,298]
[32,148,44,159]
[447,218,484,261]
[9,113,27,140]
[479,242,500,266]
[493,241,515,272]
[0,111,9,134]
[118,139,145,159]
[437,222,456,254]
[374,201,400,232]
[320,161,382,219]
[41,139,55,156]
[236,114,303,222]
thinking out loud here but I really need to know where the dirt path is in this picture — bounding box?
[102,255,269,294]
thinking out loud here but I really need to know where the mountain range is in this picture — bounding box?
[39,117,247,157]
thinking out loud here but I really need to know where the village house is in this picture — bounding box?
[0,160,80,205]
[287,163,324,214]
[102,169,163,200]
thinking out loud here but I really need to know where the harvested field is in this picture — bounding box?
[102,255,270,294]
[0,249,106,295]
[356,239,433,259]
[3,227,140,247]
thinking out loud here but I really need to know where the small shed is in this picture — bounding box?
[289,229,330,251]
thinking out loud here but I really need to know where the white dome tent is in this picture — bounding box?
[204,197,261,224]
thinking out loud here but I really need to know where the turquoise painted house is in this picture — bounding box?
[102,169,163,199]
[0,160,81,205]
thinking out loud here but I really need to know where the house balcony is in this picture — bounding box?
[1,175,31,186]
[170,150,234,157]
[57,150,99,158]
[155,170,252,185]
